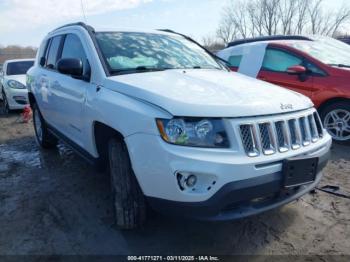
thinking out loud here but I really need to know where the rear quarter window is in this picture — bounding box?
[228,55,242,67]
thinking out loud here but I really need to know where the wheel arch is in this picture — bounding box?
[318,97,350,115]
[93,121,125,170]
[28,92,36,108]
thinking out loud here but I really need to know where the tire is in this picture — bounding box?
[319,101,350,143]
[32,103,58,149]
[108,138,147,229]
[2,91,10,115]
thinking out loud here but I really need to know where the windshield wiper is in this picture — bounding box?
[328,63,350,68]
[190,66,222,70]
[110,66,174,75]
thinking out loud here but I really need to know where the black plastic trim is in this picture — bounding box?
[227,35,313,48]
[46,123,98,165]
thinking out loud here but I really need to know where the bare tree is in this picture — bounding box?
[201,35,225,52]
[326,4,350,36]
[247,1,264,36]
[261,0,281,35]
[216,0,350,42]
[294,0,310,34]
[279,0,297,34]
[308,0,325,34]
[216,15,238,44]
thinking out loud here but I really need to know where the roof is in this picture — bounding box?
[50,22,175,36]
[227,35,312,48]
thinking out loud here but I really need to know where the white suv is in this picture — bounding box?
[0,59,34,113]
[27,23,332,229]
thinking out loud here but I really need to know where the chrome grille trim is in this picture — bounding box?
[239,124,260,157]
[239,110,324,157]
[288,119,301,150]
[258,123,276,155]
[299,117,311,146]
[308,114,319,142]
[275,121,289,152]
[313,112,324,138]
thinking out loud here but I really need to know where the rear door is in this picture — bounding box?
[257,47,314,98]
[37,35,64,126]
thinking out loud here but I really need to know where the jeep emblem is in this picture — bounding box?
[280,103,293,110]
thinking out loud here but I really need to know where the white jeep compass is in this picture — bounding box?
[27,23,332,229]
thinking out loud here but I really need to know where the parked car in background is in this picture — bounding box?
[0,59,34,113]
[27,23,331,229]
[218,36,350,143]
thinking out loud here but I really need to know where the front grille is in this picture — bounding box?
[239,111,323,157]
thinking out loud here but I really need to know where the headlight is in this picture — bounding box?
[7,80,26,89]
[156,118,229,148]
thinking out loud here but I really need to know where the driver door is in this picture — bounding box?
[257,47,313,98]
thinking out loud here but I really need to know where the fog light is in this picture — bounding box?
[186,175,197,187]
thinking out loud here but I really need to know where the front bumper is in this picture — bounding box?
[126,130,331,221]
[4,87,28,110]
[147,149,330,221]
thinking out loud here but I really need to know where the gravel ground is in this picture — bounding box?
[0,109,349,256]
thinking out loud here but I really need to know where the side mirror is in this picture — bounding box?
[0,71,4,77]
[39,57,46,67]
[287,65,307,75]
[57,58,83,77]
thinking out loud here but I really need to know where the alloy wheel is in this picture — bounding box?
[324,109,350,141]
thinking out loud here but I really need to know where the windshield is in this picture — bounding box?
[6,61,34,75]
[289,36,350,67]
[95,32,222,74]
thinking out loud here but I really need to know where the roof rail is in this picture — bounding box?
[227,35,312,47]
[51,22,95,33]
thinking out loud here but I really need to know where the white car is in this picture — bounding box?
[0,59,34,113]
[27,23,331,229]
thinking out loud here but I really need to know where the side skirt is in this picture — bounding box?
[47,124,98,166]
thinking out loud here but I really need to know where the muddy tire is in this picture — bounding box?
[320,101,350,144]
[108,138,147,229]
[32,103,58,149]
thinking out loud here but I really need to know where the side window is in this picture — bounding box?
[46,35,63,70]
[38,39,49,67]
[61,34,88,71]
[304,61,327,76]
[262,49,303,72]
[228,55,242,67]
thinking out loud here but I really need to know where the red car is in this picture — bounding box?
[218,36,350,142]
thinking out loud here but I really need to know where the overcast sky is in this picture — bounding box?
[0,0,346,47]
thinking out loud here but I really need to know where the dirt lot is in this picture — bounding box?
[0,109,350,257]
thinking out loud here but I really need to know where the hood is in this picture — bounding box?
[6,74,27,85]
[104,69,313,117]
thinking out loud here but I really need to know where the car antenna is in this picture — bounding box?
[80,0,88,23]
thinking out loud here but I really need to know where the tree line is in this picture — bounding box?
[0,46,37,65]
[204,0,350,50]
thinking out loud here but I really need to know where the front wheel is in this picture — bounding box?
[108,138,147,229]
[320,101,350,143]
[32,103,58,149]
[1,91,10,114]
